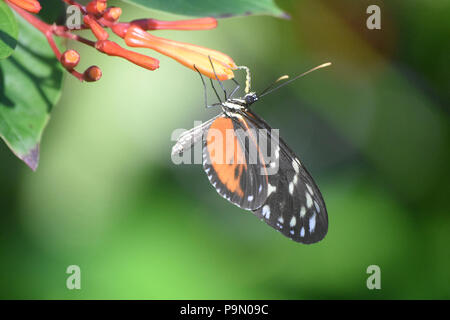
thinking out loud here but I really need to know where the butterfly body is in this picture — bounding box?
[220,92,257,115]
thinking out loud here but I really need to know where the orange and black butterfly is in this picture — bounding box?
[172,62,331,244]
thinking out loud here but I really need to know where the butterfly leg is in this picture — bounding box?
[208,55,228,101]
[229,78,240,99]
[209,78,223,105]
[193,64,214,109]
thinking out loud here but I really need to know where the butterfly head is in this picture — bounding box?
[244,92,258,106]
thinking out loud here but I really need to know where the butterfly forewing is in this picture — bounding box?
[171,115,220,157]
[203,115,269,210]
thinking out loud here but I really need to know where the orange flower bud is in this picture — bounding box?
[86,0,106,16]
[83,66,102,82]
[7,0,41,13]
[60,49,80,70]
[132,17,217,31]
[84,15,109,40]
[102,7,122,22]
[95,40,159,71]
[124,25,235,80]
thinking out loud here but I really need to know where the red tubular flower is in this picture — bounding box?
[7,0,41,13]
[95,40,159,70]
[8,0,236,82]
[60,49,80,69]
[132,17,217,31]
[84,14,109,40]
[110,17,216,37]
[86,0,106,16]
[83,66,102,82]
[110,22,128,38]
[102,7,122,22]
[124,25,236,80]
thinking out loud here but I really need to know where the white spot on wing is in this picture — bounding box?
[293,175,298,185]
[262,205,270,219]
[276,216,284,229]
[309,213,316,233]
[248,195,254,202]
[267,183,277,196]
[289,182,294,195]
[258,184,263,193]
[300,227,305,237]
[300,206,306,217]
[306,192,313,208]
[290,216,296,227]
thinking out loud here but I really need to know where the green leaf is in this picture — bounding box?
[0,1,18,60]
[0,14,63,171]
[123,0,288,19]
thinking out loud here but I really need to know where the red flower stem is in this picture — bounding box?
[46,35,61,59]
[45,34,85,81]
[8,2,95,47]
[7,1,88,81]
[97,17,115,28]
[7,0,47,33]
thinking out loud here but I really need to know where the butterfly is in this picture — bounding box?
[172,62,331,244]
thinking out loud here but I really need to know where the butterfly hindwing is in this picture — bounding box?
[244,110,328,244]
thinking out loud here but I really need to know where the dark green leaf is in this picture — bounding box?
[38,1,65,25]
[123,0,288,19]
[0,14,63,170]
[0,1,18,60]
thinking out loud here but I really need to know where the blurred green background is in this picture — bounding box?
[0,0,449,299]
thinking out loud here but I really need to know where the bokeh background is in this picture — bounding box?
[0,0,449,299]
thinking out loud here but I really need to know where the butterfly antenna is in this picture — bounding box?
[259,75,290,96]
[259,62,332,98]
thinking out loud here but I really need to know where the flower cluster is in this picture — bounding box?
[6,0,237,82]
